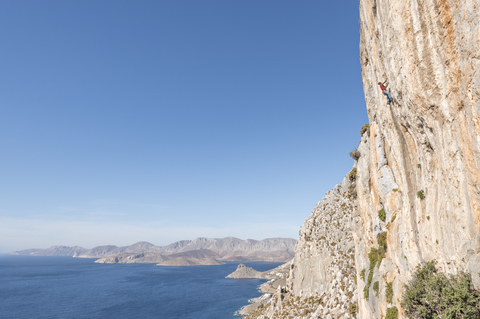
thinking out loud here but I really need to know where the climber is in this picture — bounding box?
[378,79,393,104]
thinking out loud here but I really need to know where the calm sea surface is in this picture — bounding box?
[0,255,280,319]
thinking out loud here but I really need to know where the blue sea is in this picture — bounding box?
[0,255,280,319]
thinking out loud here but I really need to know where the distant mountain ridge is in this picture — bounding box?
[11,237,296,264]
[11,245,87,256]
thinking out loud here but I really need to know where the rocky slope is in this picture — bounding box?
[245,1,480,318]
[244,175,358,318]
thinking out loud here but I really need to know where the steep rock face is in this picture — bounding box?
[245,176,358,319]
[288,177,357,301]
[246,2,480,318]
[356,0,480,317]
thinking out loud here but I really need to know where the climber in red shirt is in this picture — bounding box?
[378,79,393,104]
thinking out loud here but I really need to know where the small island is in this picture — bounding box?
[225,261,292,316]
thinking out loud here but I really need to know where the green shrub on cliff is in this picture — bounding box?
[373,281,379,296]
[386,307,398,319]
[350,148,361,160]
[417,190,425,200]
[348,302,358,315]
[366,246,386,291]
[367,247,385,288]
[349,168,357,182]
[386,281,393,303]
[360,124,370,136]
[401,260,480,318]
[378,232,387,251]
[364,286,369,299]
[378,208,386,222]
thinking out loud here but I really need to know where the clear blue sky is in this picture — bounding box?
[0,1,367,252]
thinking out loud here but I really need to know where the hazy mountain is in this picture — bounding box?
[11,245,87,256]
[12,237,296,264]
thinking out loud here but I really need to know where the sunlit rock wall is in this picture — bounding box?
[356,0,480,317]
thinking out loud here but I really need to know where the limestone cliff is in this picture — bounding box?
[354,0,480,317]
[246,1,480,318]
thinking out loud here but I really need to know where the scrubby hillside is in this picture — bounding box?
[245,175,358,318]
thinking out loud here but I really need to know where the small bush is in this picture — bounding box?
[378,231,388,251]
[391,214,397,223]
[417,190,425,199]
[378,208,386,222]
[373,281,379,296]
[386,307,398,319]
[360,269,366,281]
[426,215,430,220]
[349,168,357,182]
[348,303,358,315]
[386,282,393,303]
[417,163,421,169]
[401,260,480,318]
[367,248,385,287]
[348,188,357,199]
[360,124,370,136]
[350,149,361,160]
[392,188,398,192]
[364,286,369,299]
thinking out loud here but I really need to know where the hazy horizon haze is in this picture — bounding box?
[0,1,367,253]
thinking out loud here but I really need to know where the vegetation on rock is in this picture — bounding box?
[378,232,387,251]
[401,261,480,319]
[350,148,361,160]
[386,281,393,303]
[360,123,370,136]
[378,208,386,222]
[349,168,357,182]
[348,302,358,315]
[386,307,398,319]
[373,281,379,296]
[417,190,425,200]
[366,247,385,289]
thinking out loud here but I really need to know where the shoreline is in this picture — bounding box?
[232,262,291,317]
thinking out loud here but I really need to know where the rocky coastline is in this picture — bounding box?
[225,261,292,317]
